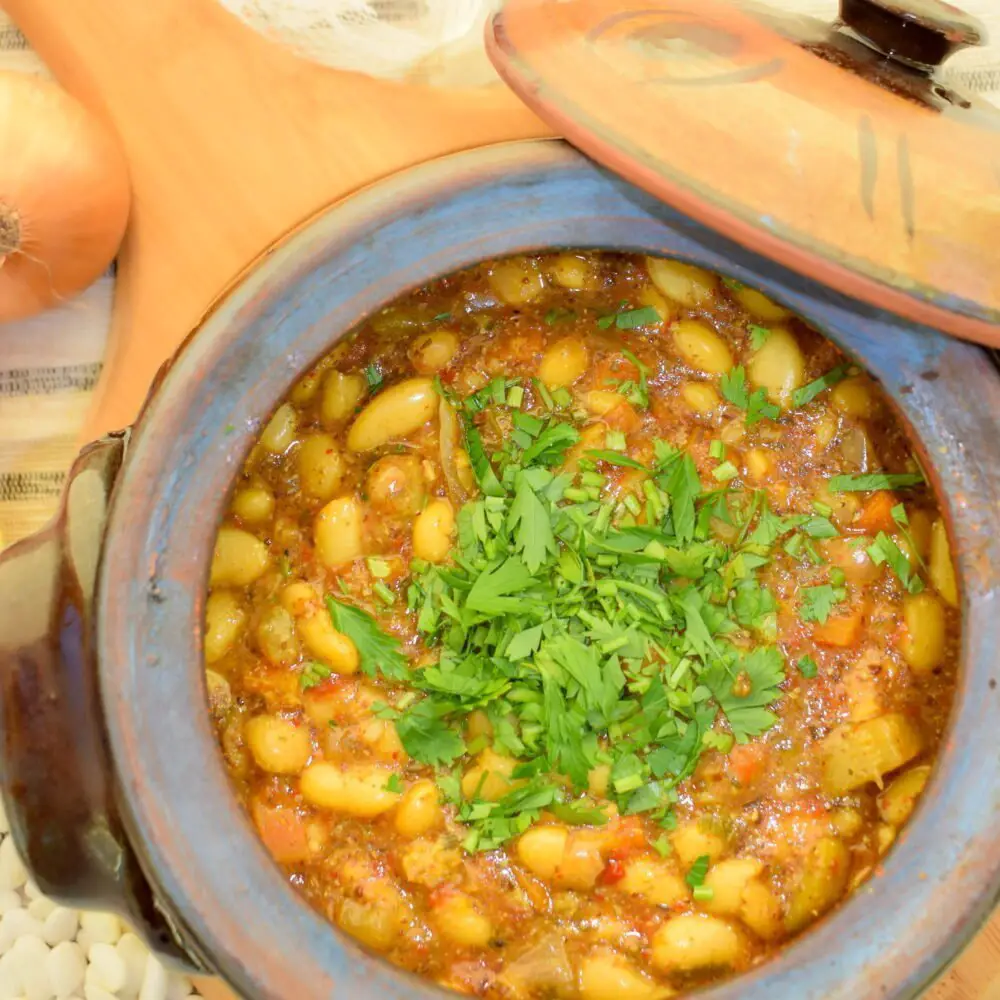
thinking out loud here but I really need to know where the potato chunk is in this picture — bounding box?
[821,714,923,795]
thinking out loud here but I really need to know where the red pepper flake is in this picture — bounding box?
[599,855,626,885]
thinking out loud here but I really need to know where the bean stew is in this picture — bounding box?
[205,252,959,999]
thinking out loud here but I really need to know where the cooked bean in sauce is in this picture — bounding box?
[206,252,959,998]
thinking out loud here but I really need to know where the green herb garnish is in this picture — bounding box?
[867,532,924,593]
[797,655,819,679]
[798,584,846,625]
[686,854,711,887]
[792,365,851,408]
[326,596,408,680]
[597,304,662,331]
[300,661,333,690]
[828,472,924,493]
[748,325,771,350]
[720,366,780,426]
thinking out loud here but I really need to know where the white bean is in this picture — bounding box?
[747,327,805,405]
[116,932,150,998]
[347,377,437,452]
[85,983,120,1000]
[42,907,78,947]
[26,897,55,922]
[320,371,366,427]
[9,935,49,1000]
[314,496,364,568]
[412,499,455,563]
[0,908,42,954]
[259,403,297,454]
[138,953,169,1000]
[87,943,127,993]
[0,950,20,1000]
[47,940,86,997]
[209,528,270,588]
[300,763,402,817]
[673,320,733,375]
[79,913,121,946]
[646,257,715,306]
[0,838,26,892]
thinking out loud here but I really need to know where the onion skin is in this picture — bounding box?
[0,70,130,323]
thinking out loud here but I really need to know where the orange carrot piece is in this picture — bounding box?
[855,491,898,533]
[813,608,865,648]
[252,801,312,864]
[728,743,767,786]
[602,399,641,432]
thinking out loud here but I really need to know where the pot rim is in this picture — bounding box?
[97,138,1000,1000]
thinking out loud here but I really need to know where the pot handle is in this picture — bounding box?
[0,433,200,970]
[839,0,987,69]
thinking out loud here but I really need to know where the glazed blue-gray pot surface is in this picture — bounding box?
[94,140,1000,999]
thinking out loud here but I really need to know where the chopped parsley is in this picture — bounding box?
[385,773,404,794]
[867,532,924,593]
[720,366,780,426]
[748,325,771,350]
[300,661,332,690]
[828,472,924,493]
[586,450,647,471]
[545,307,575,326]
[792,365,851,408]
[597,304,662,331]
[322,386,827,850]
[614,349,650,409]
[651,835,672,857]
[797,655,819,679]
[685,854,711,887]
[326,596,408,680]
[364,363,384,393]
[799,583,846,624]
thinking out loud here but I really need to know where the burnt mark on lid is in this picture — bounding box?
[857,115,879,221]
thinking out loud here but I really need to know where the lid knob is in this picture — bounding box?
[840,0,987,69]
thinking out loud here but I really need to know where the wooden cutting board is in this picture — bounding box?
[1,1,996,997]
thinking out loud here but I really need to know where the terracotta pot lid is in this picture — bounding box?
[487,0,1000,347]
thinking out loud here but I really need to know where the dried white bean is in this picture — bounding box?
[47,940,87,997]
[0,909,43,953]
[84,982,119,1000]
[0,840,26,892]
[0,895,21,918]
[8,934,50,1000]
[23,881,42,901]
[86,942,126,993]
[79,913,121,946]
[0,950,21,1000]
[138,953,169,1000]
[43,907,78,946]
[27,897,55,922]
[116,932,149,998]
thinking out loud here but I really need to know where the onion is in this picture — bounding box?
[0,71,130,323]
[500,935,573,993]
[439,397,470,505]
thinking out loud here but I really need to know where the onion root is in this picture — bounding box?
[0,204,18,258]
